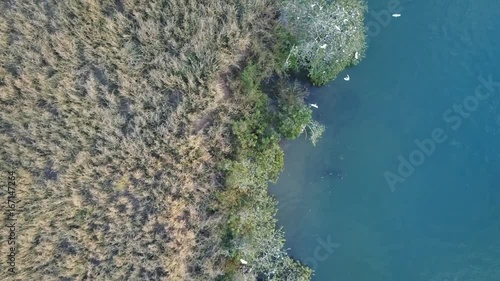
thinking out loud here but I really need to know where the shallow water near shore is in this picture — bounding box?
[270,0,500,280]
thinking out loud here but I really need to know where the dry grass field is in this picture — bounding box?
[0,0,308,280]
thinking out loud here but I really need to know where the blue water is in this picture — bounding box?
[271,0,500,280]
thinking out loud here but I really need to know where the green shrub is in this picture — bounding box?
[274,27,300,72]
[223,64,312,280]
[278,104,312,139]
[274,81,313,139]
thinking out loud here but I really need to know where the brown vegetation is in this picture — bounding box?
[0,0,296,280]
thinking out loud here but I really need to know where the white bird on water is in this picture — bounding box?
[355,51,359,60]
[310,103,318,108]
[240,259,248,265]
[319,44,327,49]
[392,13,401,17]
[344,74,350,81]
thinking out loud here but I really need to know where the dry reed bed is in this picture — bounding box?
[0,0,282,280]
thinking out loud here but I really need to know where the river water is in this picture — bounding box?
[270,0,500,280]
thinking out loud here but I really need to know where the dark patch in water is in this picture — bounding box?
[323,168,345,180]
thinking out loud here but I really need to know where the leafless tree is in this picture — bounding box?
[281,0,367,84]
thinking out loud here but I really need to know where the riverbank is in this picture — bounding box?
[0,0,366,280]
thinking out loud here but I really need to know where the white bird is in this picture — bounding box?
[355,51,359,60]
[392,13,401,17]
[344,74,350,81]
[334,25,341,31]
[310,103,318,108]
[319,44,327,49]
[240,259,248,265]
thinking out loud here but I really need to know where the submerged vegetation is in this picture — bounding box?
[0,0,365,280]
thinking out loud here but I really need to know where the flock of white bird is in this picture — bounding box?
[305,13,402,110]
